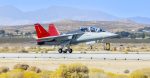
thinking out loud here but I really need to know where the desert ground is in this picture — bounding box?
[0,59,149,74]
[0,38,150,77]
[0,43,150,53]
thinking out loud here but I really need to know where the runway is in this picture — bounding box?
[0,52,150,60]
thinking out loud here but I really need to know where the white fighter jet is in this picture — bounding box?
[34,23,117,53]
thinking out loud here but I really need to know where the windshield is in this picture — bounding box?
[80,27,105,32]
[80,27,89,32]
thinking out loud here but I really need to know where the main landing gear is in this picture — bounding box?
[58,48,73,54]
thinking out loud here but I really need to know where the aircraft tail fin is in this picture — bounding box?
[48,24,60,36]
[34,23,50,38]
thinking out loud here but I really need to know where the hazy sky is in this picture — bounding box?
[0,0,150,17]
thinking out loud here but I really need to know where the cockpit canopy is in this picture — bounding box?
[80,26,105,32]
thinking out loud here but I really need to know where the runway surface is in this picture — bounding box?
[0,52,150,60]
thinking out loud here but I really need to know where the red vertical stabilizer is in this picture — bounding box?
[34,23,50,38]
[48,24,60,36]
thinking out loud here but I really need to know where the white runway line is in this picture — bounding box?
[0,53,150,60]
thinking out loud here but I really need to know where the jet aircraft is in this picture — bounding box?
[34,23,117,53]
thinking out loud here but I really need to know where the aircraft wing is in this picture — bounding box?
[37,33,83,42]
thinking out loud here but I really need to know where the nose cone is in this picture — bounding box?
[106,32,118,38]
[111,33,118,37]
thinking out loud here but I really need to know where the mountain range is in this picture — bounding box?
[0,5,150,25]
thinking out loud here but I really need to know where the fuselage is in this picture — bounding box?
[40,31,117,46]
[70,32,116,44]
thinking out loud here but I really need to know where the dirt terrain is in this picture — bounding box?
[0,59,149,74]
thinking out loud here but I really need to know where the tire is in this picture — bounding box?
[68,49,73,53]
[58,49,63,53]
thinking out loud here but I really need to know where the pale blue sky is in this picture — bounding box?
[0,0,150,17]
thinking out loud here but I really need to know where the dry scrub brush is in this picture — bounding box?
[50,63,89,78]
[0,63,149,78]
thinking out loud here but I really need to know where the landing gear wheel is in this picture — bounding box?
[58,49,63,53]
[63,49,67,53]
[68,49,73,53]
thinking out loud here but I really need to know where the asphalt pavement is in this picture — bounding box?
[0,52,150,60]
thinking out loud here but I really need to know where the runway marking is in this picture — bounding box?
[0,53,149,61]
